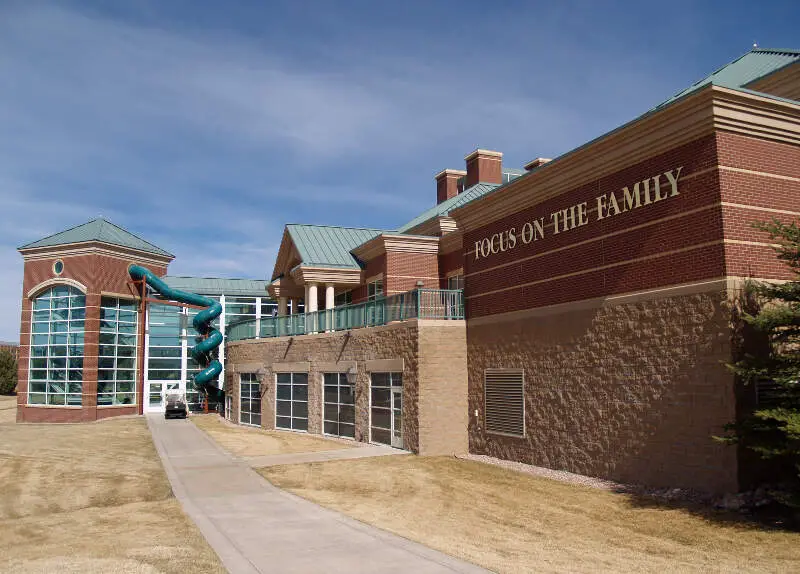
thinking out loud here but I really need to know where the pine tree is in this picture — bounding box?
[0,349,17,395]
[722,219,800,510]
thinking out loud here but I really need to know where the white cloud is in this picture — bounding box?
[0,2,678,340]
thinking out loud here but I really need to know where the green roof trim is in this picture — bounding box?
[19,218,173,257]
[397,182,500,233]
[163,276,269,297]
[655,48,799,110]
[287,224,387,270]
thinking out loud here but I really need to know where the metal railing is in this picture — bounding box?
[226,288,463,342]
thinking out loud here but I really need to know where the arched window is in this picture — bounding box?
[28,285,85,406]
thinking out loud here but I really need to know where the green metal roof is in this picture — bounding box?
[398,182,500,233]
[18,218,173,257]
[287,224,386,269]
[656,48,799,110]
[163,276,269,297]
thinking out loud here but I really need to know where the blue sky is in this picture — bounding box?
[1,0,798,340]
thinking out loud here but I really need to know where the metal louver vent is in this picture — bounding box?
[484,369,525,437]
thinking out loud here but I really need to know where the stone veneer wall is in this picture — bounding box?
[224,319,468,455]
[467,282,739,493]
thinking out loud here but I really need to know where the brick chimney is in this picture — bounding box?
[435,169,467,204]
[524,157,552,171]
[464,149,502,188]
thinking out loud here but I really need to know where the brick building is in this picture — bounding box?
[16,48,800,493]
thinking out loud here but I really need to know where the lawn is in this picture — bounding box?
[191,413,354,458]
[0,396,224,574]
[260,455,800,574]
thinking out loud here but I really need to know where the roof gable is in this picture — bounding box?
[286,224,386,270]
[19,218,173,257]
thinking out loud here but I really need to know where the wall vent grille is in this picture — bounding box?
[484,368,525,437]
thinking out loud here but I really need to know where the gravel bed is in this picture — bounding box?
[458,453,715,504]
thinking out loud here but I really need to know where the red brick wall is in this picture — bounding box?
[463,135,723,318]
[17,250,168,423]
[386,252,439,294]
[716,132,800,281]
[438,249,464,288]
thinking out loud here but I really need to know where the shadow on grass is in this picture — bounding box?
[613,485,800,532]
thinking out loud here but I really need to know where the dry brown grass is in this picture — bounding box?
[261,455,800,574]
[0,394,16,424]
[191,413,353,457]
[0,398,224,574]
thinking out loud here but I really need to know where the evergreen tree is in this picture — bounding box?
[0,349,17,395]
[722,219,800,510]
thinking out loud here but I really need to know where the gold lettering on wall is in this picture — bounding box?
[473,167,683,261]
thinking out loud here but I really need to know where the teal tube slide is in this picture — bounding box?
[128,265,223,400]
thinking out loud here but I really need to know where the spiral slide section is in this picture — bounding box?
[128,265,223,400]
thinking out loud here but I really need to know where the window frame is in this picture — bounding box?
[322,372,355,439]
[239,372,261,427]
[97,296,139,406]
[275,372,309,432]
[367,279,383,302]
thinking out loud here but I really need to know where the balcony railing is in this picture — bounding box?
[226,288,464,342]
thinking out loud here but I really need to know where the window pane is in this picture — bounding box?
[292,401,308,418]
[292,385,308,401]
[276,400,291,417]
[371,409,391,430]
[371,388,390,409]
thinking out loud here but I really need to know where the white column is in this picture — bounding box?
[325,284,335,332]
[307,283,318,313]
[325,284,335,310]
[307,283,318,333]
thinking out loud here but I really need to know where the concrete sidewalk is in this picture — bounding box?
[147,415,489,574]
[241,442,407,468]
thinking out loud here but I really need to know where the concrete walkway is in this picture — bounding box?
[241,443,406,468]
[147,415,489,574]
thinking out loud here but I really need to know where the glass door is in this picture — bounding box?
[146,382,163,412]
[145,381,180,413]
[391,389,403,448]
[370,372,403,449]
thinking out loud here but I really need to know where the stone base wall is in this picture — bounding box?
[224,319,469,455]
[466,281,739,493]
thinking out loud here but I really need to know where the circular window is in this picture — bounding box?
[53,260,64,275]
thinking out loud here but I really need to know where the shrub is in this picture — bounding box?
[0,349,17,395]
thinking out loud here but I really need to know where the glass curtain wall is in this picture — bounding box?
[145,294,276,410]
[185,300,220,411]
[28,286,85,406]
[146,303,182,408]
[98,297,138,405]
